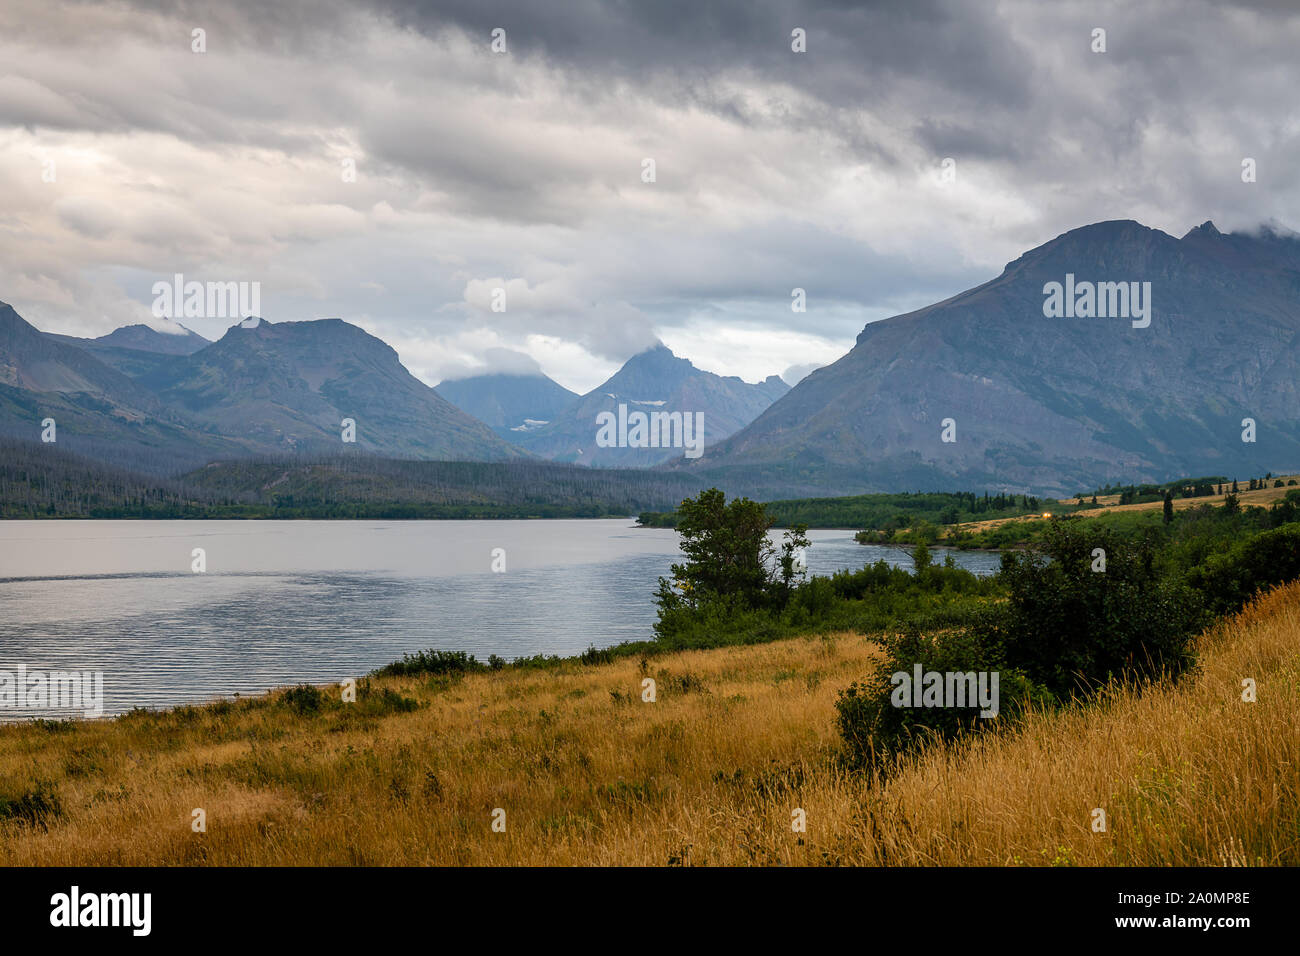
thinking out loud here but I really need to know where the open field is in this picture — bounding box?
[2,578,1297,866]
[956,474,1300,535]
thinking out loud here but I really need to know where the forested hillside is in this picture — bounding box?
[0,440,712,518]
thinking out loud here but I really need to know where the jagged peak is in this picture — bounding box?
[623,341,687,367]
[1181,220,1221,240]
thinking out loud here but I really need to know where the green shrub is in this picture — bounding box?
[1187,525,1300,617]
[281,684,325,715]
[579,645,616,666]
[995,521,1202,697]
[358,686,419,716]
[835,619,1052,766]
[0,780,64,830]
[374,649,486,678]
[790,575,837,617]
[653,596,793,649]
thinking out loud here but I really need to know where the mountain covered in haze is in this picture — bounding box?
[511,343,789,466]
[2,306,524,470]
[1,301,247,470]
[50,322,210,355]
[436,372,578,438]
[11,218,1296,495]
[676,219,1300,496]
[138,318,525,461]
[45,322,211,379]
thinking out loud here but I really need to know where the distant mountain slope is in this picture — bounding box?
[676,220,1300,497]
[512,343,789,466]
[0,301,246,471]
[50,322,210,355]
[140,317,526,461]
[46,322,210,379]
[41,340,172,380]
[435,372,578,438]
[97,322,209,354]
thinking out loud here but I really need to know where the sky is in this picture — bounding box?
[1,0,1297,393]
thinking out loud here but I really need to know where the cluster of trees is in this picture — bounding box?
[653,489,810,640]
[1080,473,1297,508]
[1242,474,1295,491]
[643,489,1053,532]
[0,438,222,518]
[182,456,709,515]
[1085,476,1226,504]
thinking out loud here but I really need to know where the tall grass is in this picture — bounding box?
[1,581,1297,865]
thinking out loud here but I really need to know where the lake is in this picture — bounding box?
[0,520,1001,719]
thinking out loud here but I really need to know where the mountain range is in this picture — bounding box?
[2,307,787,475]
[508,343,790,466]
[136,318,524,461]
[0,302,251,471]
[435,372,578,438]
[5,217,1298,494]
[676,219,1300,496]
[1,304,522,470]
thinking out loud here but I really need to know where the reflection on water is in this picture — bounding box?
[0,520,1000,718]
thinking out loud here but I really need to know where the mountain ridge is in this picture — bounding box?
[510,343,790,466]
[674,219,1300,496]
[138,317,527,461]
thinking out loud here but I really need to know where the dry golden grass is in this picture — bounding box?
[959,474,1299,534]
[2,581,1298,866]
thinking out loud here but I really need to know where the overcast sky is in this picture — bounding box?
[2,0,1297,392]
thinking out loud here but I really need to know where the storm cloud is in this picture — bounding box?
[1,0,1296,390]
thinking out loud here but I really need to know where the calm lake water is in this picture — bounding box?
[0,520,1001,719]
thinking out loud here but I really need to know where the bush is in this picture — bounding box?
[358,686,419,716]
[0,781,64,830]
[1187,525,1300,617]
[835,618,1052,766]
[580,645,615,666]
[996,521,1202,697]
[374,649,486,678]
[912,541,932,572]
[653,596,793,649]
[833,516,1225,764]
[790,575,837,618]
[281,684,325,715]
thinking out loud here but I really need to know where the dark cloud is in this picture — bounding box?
[1,0,1297,389]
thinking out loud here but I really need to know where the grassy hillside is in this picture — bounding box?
[937,475,1299,549]
[2,580,1296,866]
